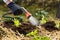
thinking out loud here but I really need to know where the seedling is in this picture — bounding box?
[55,20,60,29]
[40,15,47,24]
[13,18,21,27]
[26,30,38,36]
[35,10,48,24]
[2,12,23,27]
[26,30,50,40]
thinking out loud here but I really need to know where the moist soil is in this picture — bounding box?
[0,20,60,40]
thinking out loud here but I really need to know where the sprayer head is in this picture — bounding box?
[29,16,39,26]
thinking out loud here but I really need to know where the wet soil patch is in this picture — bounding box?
[3,21,36,35]
[42,21,59,32]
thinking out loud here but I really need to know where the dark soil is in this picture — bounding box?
[42,21,59,32]
[0,20,60,40]
[3,21,36,35]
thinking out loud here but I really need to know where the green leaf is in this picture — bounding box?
[26,30,38,36]
[33,36,41,40]
[13,18,21,27]
[40,15,47,24]
[41,36,50,40]
[55,20,60,29]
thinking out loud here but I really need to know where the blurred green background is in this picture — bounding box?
[0,0,60,19]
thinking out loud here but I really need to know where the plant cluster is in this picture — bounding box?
[35,9,60,29]
[35,9,49,24]
[26,30,50,40]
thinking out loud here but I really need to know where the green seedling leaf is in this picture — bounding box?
[40,15,47,24]
[26,29,50,40]
[33,36,41,40]
[13,18,21,27]
[41,10,48,15]
[55,20,60,29]
[33,35,50,40]
[41,36,50,40]
[26,30,38,36]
